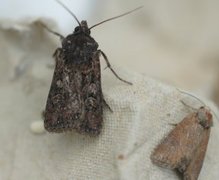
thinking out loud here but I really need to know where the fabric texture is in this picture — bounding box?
[0,19,219,180]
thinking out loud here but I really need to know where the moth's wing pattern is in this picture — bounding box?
[151,113,205,170]
[79,52,103,135]
[44,49,103,135]
[183,129,210,180]
[44,48,82,132]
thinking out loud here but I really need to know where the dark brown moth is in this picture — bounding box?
[43,0,142,136]
[150,106,213,180]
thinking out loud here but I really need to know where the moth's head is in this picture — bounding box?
[74,20,90,35]
[197,107,213,128]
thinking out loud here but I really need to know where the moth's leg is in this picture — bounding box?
[41,110,45,120]
[53,48,63,58]
[48,48,63,67]
[180,100,198,112]
[168,100,198,127]
[102,97,113,112]
[97,50,132,85]
[168,123,178,126]
[169,101,197,126]
[38,22,64,41]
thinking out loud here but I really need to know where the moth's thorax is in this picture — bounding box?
[197,107,213,128]
[61,21,99,64]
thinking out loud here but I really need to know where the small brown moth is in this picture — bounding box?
[43,0,142,136]
[150,106,213,180]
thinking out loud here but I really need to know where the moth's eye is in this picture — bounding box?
[74,26,80,33]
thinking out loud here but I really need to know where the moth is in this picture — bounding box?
[43,0,142,136]
[150,106,213,180]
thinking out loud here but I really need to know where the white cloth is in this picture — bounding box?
[0,19,219,180]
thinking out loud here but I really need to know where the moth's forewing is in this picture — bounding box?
[44,48,103,136]
[151,107,213,180]
[151,113,206,170]
[183,129,210,180]
[80,52,103,135]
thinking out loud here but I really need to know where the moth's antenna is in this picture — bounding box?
[177,88,219,121]
[89,6,143,30]
[55,0,81,26]
[177,88,206,106]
